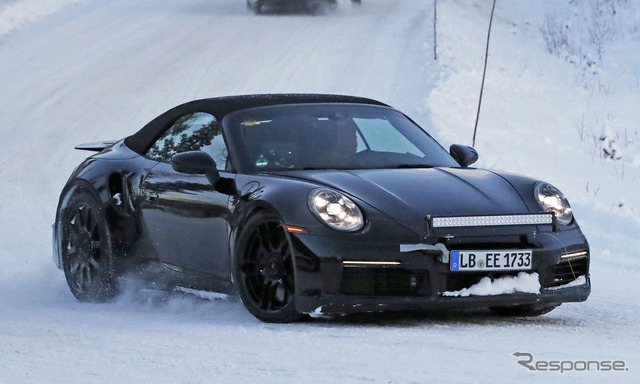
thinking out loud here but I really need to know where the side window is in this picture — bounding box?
[146,112,229,171]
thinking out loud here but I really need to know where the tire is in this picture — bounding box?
[59,187,118,302]
[304,2,319,14]
[489,304,559,317]
[234,213,305,323]
[247,0,263,14]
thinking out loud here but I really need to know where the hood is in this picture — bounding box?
[279,167,531,233]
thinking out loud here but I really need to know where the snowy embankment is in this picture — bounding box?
[0,0,84,35]
[430,0,640,332]
[0,0,638,383]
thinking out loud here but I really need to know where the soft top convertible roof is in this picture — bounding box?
[124,94,388,155]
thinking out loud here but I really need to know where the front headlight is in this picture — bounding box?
[308,188,364,232]
[535,183,573,225]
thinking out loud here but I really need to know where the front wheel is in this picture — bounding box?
[59,187,118,302]
[234,213,305,323]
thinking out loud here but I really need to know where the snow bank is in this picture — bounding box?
[428,0,640,229]
[0,0,85,35]
[442,272,541,297]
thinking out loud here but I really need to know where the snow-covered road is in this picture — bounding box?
[0,0,638,382]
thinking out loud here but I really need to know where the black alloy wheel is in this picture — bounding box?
[235,213,305,323]
[60,188,118,302]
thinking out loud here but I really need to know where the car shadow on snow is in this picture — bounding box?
[110,283,585,328]
[310,308,586,328]
[104,275,585,327]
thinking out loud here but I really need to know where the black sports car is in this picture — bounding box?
[53,94,590,322]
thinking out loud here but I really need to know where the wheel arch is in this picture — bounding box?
[54,170,134,270]
[56,181,120,302]
[229,200,284,283]
[230,208,305,322]
[54,179,104,268]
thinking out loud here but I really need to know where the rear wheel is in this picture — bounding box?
[489,304,559,317]
[247,0,263,14]
[59,187,118,302]
[234,213,305,323]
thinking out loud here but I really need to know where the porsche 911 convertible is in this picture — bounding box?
[53,94,590,322]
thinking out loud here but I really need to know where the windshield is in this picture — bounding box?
[223,103,459,172]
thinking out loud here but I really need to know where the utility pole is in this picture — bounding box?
[433,0,438,60]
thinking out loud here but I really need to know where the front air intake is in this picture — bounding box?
[543,258,589,288]
[341,268,428,296]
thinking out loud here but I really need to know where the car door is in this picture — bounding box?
[139,112,233,280]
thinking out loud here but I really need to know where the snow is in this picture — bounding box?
[174,286,229,301]
[547,275,588,291]
[442,272,541,297]
[112,192,122,206]
[0,0,84,35]
[1,0,639,383]
[308,306,326,318]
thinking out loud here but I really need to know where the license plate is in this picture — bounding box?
[450,250,532,271]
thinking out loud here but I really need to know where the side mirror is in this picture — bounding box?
[171,151,220,185]
[450,144,478,168]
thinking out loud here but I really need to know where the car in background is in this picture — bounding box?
[53,93,590,323]
[247,0,360,14]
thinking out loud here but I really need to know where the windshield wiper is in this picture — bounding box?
[396,164,435,169]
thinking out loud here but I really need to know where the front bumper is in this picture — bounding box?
[291,226,590,315]
[302,283,590,315]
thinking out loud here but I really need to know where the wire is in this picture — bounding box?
[472,0,497,147]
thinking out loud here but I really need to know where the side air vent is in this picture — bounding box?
[543,258,589,288]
